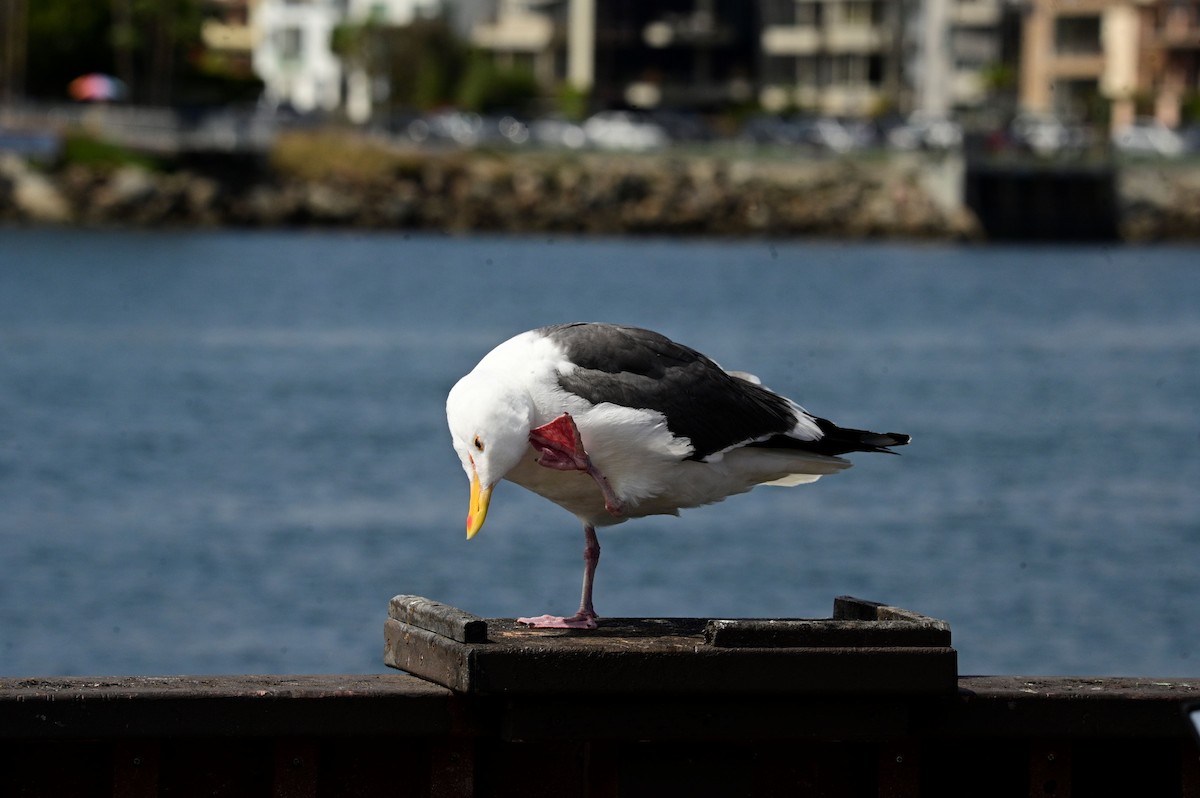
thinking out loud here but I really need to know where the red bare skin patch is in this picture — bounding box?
[528,413,588,470]
[529,413,623,517]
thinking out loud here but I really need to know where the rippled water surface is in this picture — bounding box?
[1,229,1198,677]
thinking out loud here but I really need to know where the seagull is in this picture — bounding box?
[446,322,910,629]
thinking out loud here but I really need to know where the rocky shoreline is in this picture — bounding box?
[2,146,1198,241]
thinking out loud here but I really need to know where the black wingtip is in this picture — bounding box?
[753,420,912,457]
[858,431,911,453]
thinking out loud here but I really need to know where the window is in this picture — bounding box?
[843,1,879,27]
[761,0,795,26]
[1054,16,1101,56]
[764,55,798,85]
[761,0,825,28]
[798,55,819,87]
[953,29,997,69]
[796,2,821,28]
[816,55,832,88]
[278,27,303,60]
[834,55,871,87]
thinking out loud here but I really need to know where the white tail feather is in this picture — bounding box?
[762,473,824,486]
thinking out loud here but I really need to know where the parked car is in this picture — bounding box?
[884,112,962,152]
[529,117,587,150]
[644,110,715,144]
[738,114,806,147]
[582,111,669,152]
[1112,118,1186,158]
[1009,112,1088,156]
[1180,125,1200,155]
[739,115,873,153]
[404,111,486,146]
[794,117,862,153]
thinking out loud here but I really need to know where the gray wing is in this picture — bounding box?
[543,323,801,461]
[544,323,911,460]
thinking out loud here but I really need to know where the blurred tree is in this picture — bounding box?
[333,16,540,116]
[331,18,375,72]
[980,62,1016,94]
[555,82,590,121]
[1182,92,1200,125]
[333,16,463,111]
[110,0,135,94]
[456,54,537,114]
[24,0,112,99]
[23,0,214,104]
[0,0,29,101]
[147,0,176,104]
[379,17,467,111]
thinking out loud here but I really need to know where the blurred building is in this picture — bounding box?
[237,0,1198,131]
[253,0,441,118]
[469,0,567,90]
[1136,0,1200,128]
[758,0,899,115]
[467,0,1020,118]
[910,0,1022,117]
[201,0,260,81]
[1017,0,1144,128]
[471,0,758,110]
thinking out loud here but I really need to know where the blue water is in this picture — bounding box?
[1,229,1198,678]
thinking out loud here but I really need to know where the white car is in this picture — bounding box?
[1112,119,1185,158]
[582,111,669,152]
[530,117,587,150]
[1010,113,1074,156]
[886,112,962,152]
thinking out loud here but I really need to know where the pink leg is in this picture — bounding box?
[529,414,623,516]
[518,524,601,629]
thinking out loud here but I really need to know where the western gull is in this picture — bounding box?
[446,322,910,629]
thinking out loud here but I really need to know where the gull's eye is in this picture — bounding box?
[473,436,484,452]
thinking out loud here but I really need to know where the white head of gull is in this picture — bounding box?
[446,322,910,629]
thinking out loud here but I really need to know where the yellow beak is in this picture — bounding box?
[466,471,492,540]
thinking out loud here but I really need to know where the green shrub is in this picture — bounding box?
[61,132,161,170]
[456,55,538,114]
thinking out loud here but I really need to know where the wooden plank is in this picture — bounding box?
[158,739,272,796]
[385,618,475,693]
[4,676,1200,796]
[112,740,160,798]
[582,741,620,798]
[500,695,913,742]
[705,618,950,648]
[272,739,318,798]
[0,741,110,797]
[1181,740,1200,798]
[388,615,957,695]
[0,675,457,739]
[430,738,475,798]
[706,596,953,646]
[1028,740,1072,798]
[390,595,489,644]
[833,595,889,620]
[384,601,958,696]
[833,595,951,627]
[474,642,957,696]
[877,739,920,798]
[946,677,1200,739]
